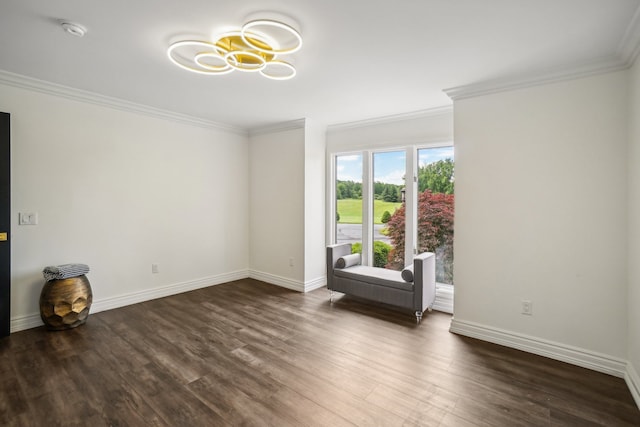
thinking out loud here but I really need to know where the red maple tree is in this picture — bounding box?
[386,190,454,281]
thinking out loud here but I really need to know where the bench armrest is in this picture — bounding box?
[413,252,436,312]
[326,243,352,290]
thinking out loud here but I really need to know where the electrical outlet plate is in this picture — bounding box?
[522,300,533,315]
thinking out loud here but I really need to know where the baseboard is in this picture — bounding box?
[248,270,305,292]
[304,276,326,292]
[433,284,454,314]
[248,271,325,293]
[10,270,249,333]
[91,270,248,314]
[626,362,640,409]
[10,313,43,333]
[450,318,628,378]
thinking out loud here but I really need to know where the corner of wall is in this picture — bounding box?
[450,318,628,378]
[627,362,640,409]
[452,70,631,382]
[627,53,640,410]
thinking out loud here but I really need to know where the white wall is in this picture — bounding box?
[628,59,640,400]
[249,125,305,288]
[1,81,250,329]
[303,120,326,287]
[326,108,452,152]
[452,71,629,367]
[248,121,327,292]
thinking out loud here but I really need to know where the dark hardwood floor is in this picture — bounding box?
[1,279,638,426]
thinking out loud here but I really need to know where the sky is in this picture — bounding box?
[336,146,454,185]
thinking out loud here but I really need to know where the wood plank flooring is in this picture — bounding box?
[1,279,638,426]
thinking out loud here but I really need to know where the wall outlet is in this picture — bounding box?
[151,264,159,274]
[289,258,294,267]
[521,300,533,315]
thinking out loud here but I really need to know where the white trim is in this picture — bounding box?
[249,269,305,292]
[0,69,246,135]
[327,106,453,133]
[10,313,43,333]
[404,147,418,266]
[443,56,627,102]
[304,276,326,292]
[10,270,249,333]
[449,318,627,378]
[248,118,306,136]
[362,150,373,266]
[626,363,640,409]
[328,137,453,154]
[326,151,337,246]
[248,270,323,293]
[618,4,640,67]
[92,270,248,313]
[433,283,453,314]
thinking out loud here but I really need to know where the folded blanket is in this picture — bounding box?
[43,263,90,281]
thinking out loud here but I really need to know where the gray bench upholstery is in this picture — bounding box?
[326,243,436,321]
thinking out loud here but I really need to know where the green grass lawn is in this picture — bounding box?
[337,199,402,224]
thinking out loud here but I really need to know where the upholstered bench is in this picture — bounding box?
[326,243,436,321]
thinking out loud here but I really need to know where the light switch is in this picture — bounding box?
[19,212,38,225]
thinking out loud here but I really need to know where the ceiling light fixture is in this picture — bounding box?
[167,19,302,80]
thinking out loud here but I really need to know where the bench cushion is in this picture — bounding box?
[401,265,414,282]
[336,253,361,269]
[333,265,414,292]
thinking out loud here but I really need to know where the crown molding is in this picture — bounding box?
[0,69,247,136]
[618,3,640,67]
[327,106,453,133]
[445,2,640,102]
[248,118,306,137]
[444,56,628,101]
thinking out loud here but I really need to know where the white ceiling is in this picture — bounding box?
[1,0,639,131]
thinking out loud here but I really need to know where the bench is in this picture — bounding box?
[326,243,436,321]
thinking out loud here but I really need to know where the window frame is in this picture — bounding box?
[328,142,454,313]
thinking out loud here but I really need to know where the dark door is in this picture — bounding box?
[0,112,9,337]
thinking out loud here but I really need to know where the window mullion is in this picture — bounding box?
[405,146,418,266]
[328,153,337,245]
[362,150,373,266]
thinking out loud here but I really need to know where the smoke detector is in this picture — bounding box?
[60,21,87,37]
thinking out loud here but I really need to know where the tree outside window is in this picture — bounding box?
[385,152,454,284]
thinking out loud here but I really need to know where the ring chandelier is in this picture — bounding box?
[167,19,302,80]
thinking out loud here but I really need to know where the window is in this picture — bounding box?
[372,151,405,270]
[417,147,454,285]
[330,145,454,290]
[335,154,363,249]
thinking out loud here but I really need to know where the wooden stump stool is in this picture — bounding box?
[39,275,93,330]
